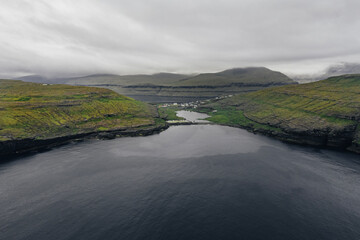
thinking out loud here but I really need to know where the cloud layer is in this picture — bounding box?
[1,0,360,77]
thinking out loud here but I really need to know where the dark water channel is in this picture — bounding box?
[0,112,359,240]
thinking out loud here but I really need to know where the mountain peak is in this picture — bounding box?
[218,67,269,76]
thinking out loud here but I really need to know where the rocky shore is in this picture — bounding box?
[0,124,169,158]
[210,120,360,154]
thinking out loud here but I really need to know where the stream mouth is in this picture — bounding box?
[175,110,210,123]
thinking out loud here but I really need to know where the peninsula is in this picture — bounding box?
[195,74,360,153]
[0,80,167,156]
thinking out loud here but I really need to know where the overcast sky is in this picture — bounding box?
[1,0,360,78]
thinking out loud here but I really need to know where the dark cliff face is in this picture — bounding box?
[261,125,356,151]
[0,124,168,158]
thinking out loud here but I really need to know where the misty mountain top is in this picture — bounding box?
[291,62,360,83]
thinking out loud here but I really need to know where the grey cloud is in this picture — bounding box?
[0,0,360,78]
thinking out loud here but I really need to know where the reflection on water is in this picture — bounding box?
[110,125,267,158]
[0,125,360,240]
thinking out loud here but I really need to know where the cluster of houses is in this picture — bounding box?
[159,95,234,109]
[159,101,202,109]
[215,94,233,100]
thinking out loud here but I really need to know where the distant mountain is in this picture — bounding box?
[66,73,189,86]
[15,75,70,84]
[70,67,295,99]
[16,75,50,83]
[174,67,294,86]
[14,73,188,85]
[12,67,295,101]
[324,62,360,77]
[292,63,360,83]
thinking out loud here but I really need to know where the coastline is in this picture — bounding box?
[0,124,169,159]
[208,121,360,154]
[1,119,359,159]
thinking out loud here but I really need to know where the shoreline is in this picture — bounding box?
[208,122,360,154]
[0,124,169,159]
[167,107,360,155]
[168,121,360,154]
[1,120,359,159]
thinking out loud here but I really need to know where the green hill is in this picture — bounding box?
[197,74,360,153]
[0,80,165,155]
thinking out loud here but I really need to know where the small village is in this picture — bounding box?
[158,95,234,125]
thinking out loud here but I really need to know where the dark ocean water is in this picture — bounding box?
[1,123,360,240]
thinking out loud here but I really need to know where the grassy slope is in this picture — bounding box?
[158,107,185,121]
[199,74,360,149]
[0,80,162,141]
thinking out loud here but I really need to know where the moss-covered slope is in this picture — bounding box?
[0,80,163,143]
[198,74,360,152]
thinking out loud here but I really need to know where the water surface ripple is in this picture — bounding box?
[0,124,360,240]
